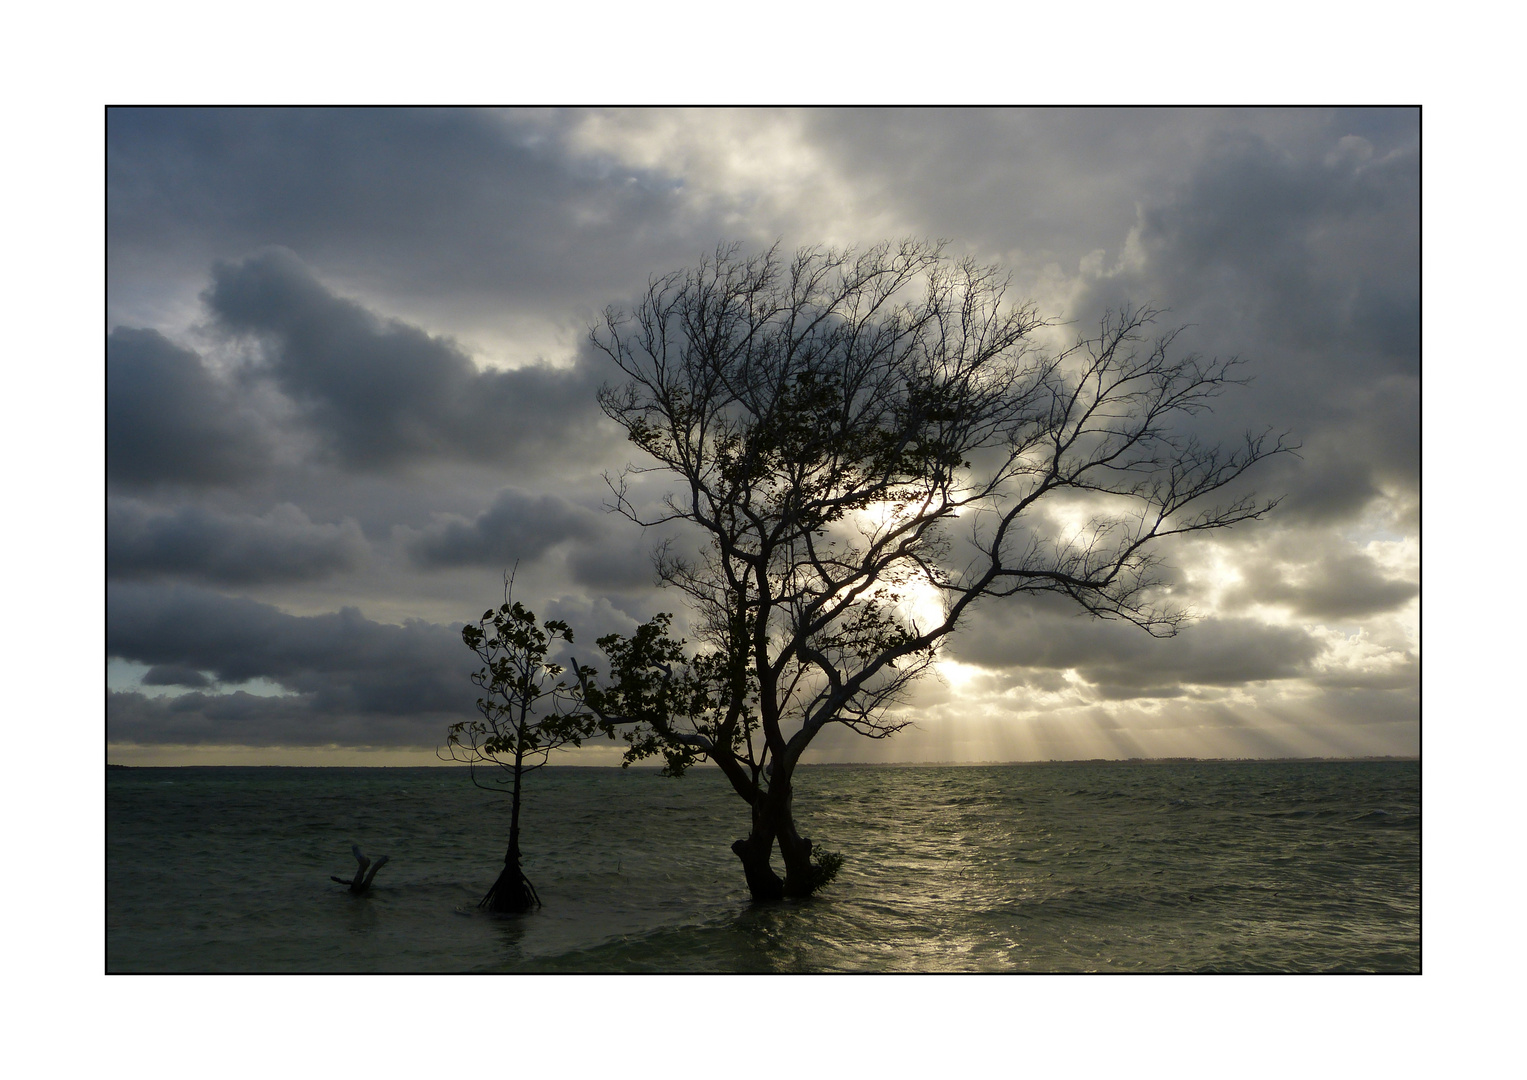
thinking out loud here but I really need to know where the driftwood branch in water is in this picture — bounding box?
[331,844,389,894]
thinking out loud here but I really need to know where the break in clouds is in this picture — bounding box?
[106,108,1418,761]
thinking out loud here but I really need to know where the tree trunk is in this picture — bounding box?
[732,796,784,901]
[731,775,820,901]
[731,833,784,902]
[778,824,815,899]
[480,745,540,913]
[769,771,817,899]
[480,849,539,913]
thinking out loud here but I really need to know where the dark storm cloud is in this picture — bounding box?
[107,689,454,748]
[107,582,468,717]
[202,247,610,470]
[106,327,271,486]
[1071,114,1419,528]
[108,499,368,584]
[565,528,660,593]
[1132,127,1418,365]
[107,107,708,325]
[141,664,213,688]
[1221,536,1418,621]
[949,595,1322,697]
[410,487,600,567]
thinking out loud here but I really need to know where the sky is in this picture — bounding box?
[104,106,1420,766]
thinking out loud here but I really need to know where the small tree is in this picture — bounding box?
[444,574,594,913]
[574,239,1292,902]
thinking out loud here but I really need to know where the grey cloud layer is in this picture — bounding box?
[1072,121,1419,529]
[408,485,662,596]
[104,108,1419,755]
[107,327,272,486]
[107,107,713,330]
[108,689,454,748]
[204,248,611,471]
[410,487,600,566]
[1221,538,1418,621]
[108,500,369,584]
[950,595,1325,696]
[108,247,620,500]
[107,583,472,744]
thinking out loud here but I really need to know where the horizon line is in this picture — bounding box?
[107,754,1421,769]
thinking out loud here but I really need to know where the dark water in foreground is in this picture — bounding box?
[106,760,1419,973]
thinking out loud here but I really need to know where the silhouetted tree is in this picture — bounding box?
[575,240,1291,901]
[444,574,594,913]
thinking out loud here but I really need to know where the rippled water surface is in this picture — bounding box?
[107,761,1419,972]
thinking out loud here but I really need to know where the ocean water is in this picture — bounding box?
[106,760,1419,973]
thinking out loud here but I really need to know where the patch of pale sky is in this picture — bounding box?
[894,576,948,638]
[108,280,205,340]
[107,659,296,699]
[462,315,586,372]
[1176,540,1248,614]
[555,108,1155,367]
[932,657,986,694]
[1308,624,1413,682]
[561,108,912,248]
[1361,535,1418,580]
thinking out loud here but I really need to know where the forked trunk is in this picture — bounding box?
[732,774,819,901]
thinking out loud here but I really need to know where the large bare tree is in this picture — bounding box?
[575,240,1291,901]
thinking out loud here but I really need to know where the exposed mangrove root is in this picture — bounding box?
[331,844,389,894]
[480,859,541,914]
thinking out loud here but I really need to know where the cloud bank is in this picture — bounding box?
[106,108,1419,761]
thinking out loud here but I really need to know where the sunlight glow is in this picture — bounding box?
[896,576,948,635]
[934,657,986,692]
[1183,543,1246,616]
[843,499,951,634]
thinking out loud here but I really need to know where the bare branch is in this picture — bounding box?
[578,240,1291,898]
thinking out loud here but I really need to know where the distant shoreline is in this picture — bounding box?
[107,756,1419,769]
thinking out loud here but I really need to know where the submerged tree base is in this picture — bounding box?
[733,838,846,901]
[732,838,786,901]
[480,861,541,914]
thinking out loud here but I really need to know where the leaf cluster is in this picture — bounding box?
[580,613,760,777]
[443,582,597,789]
